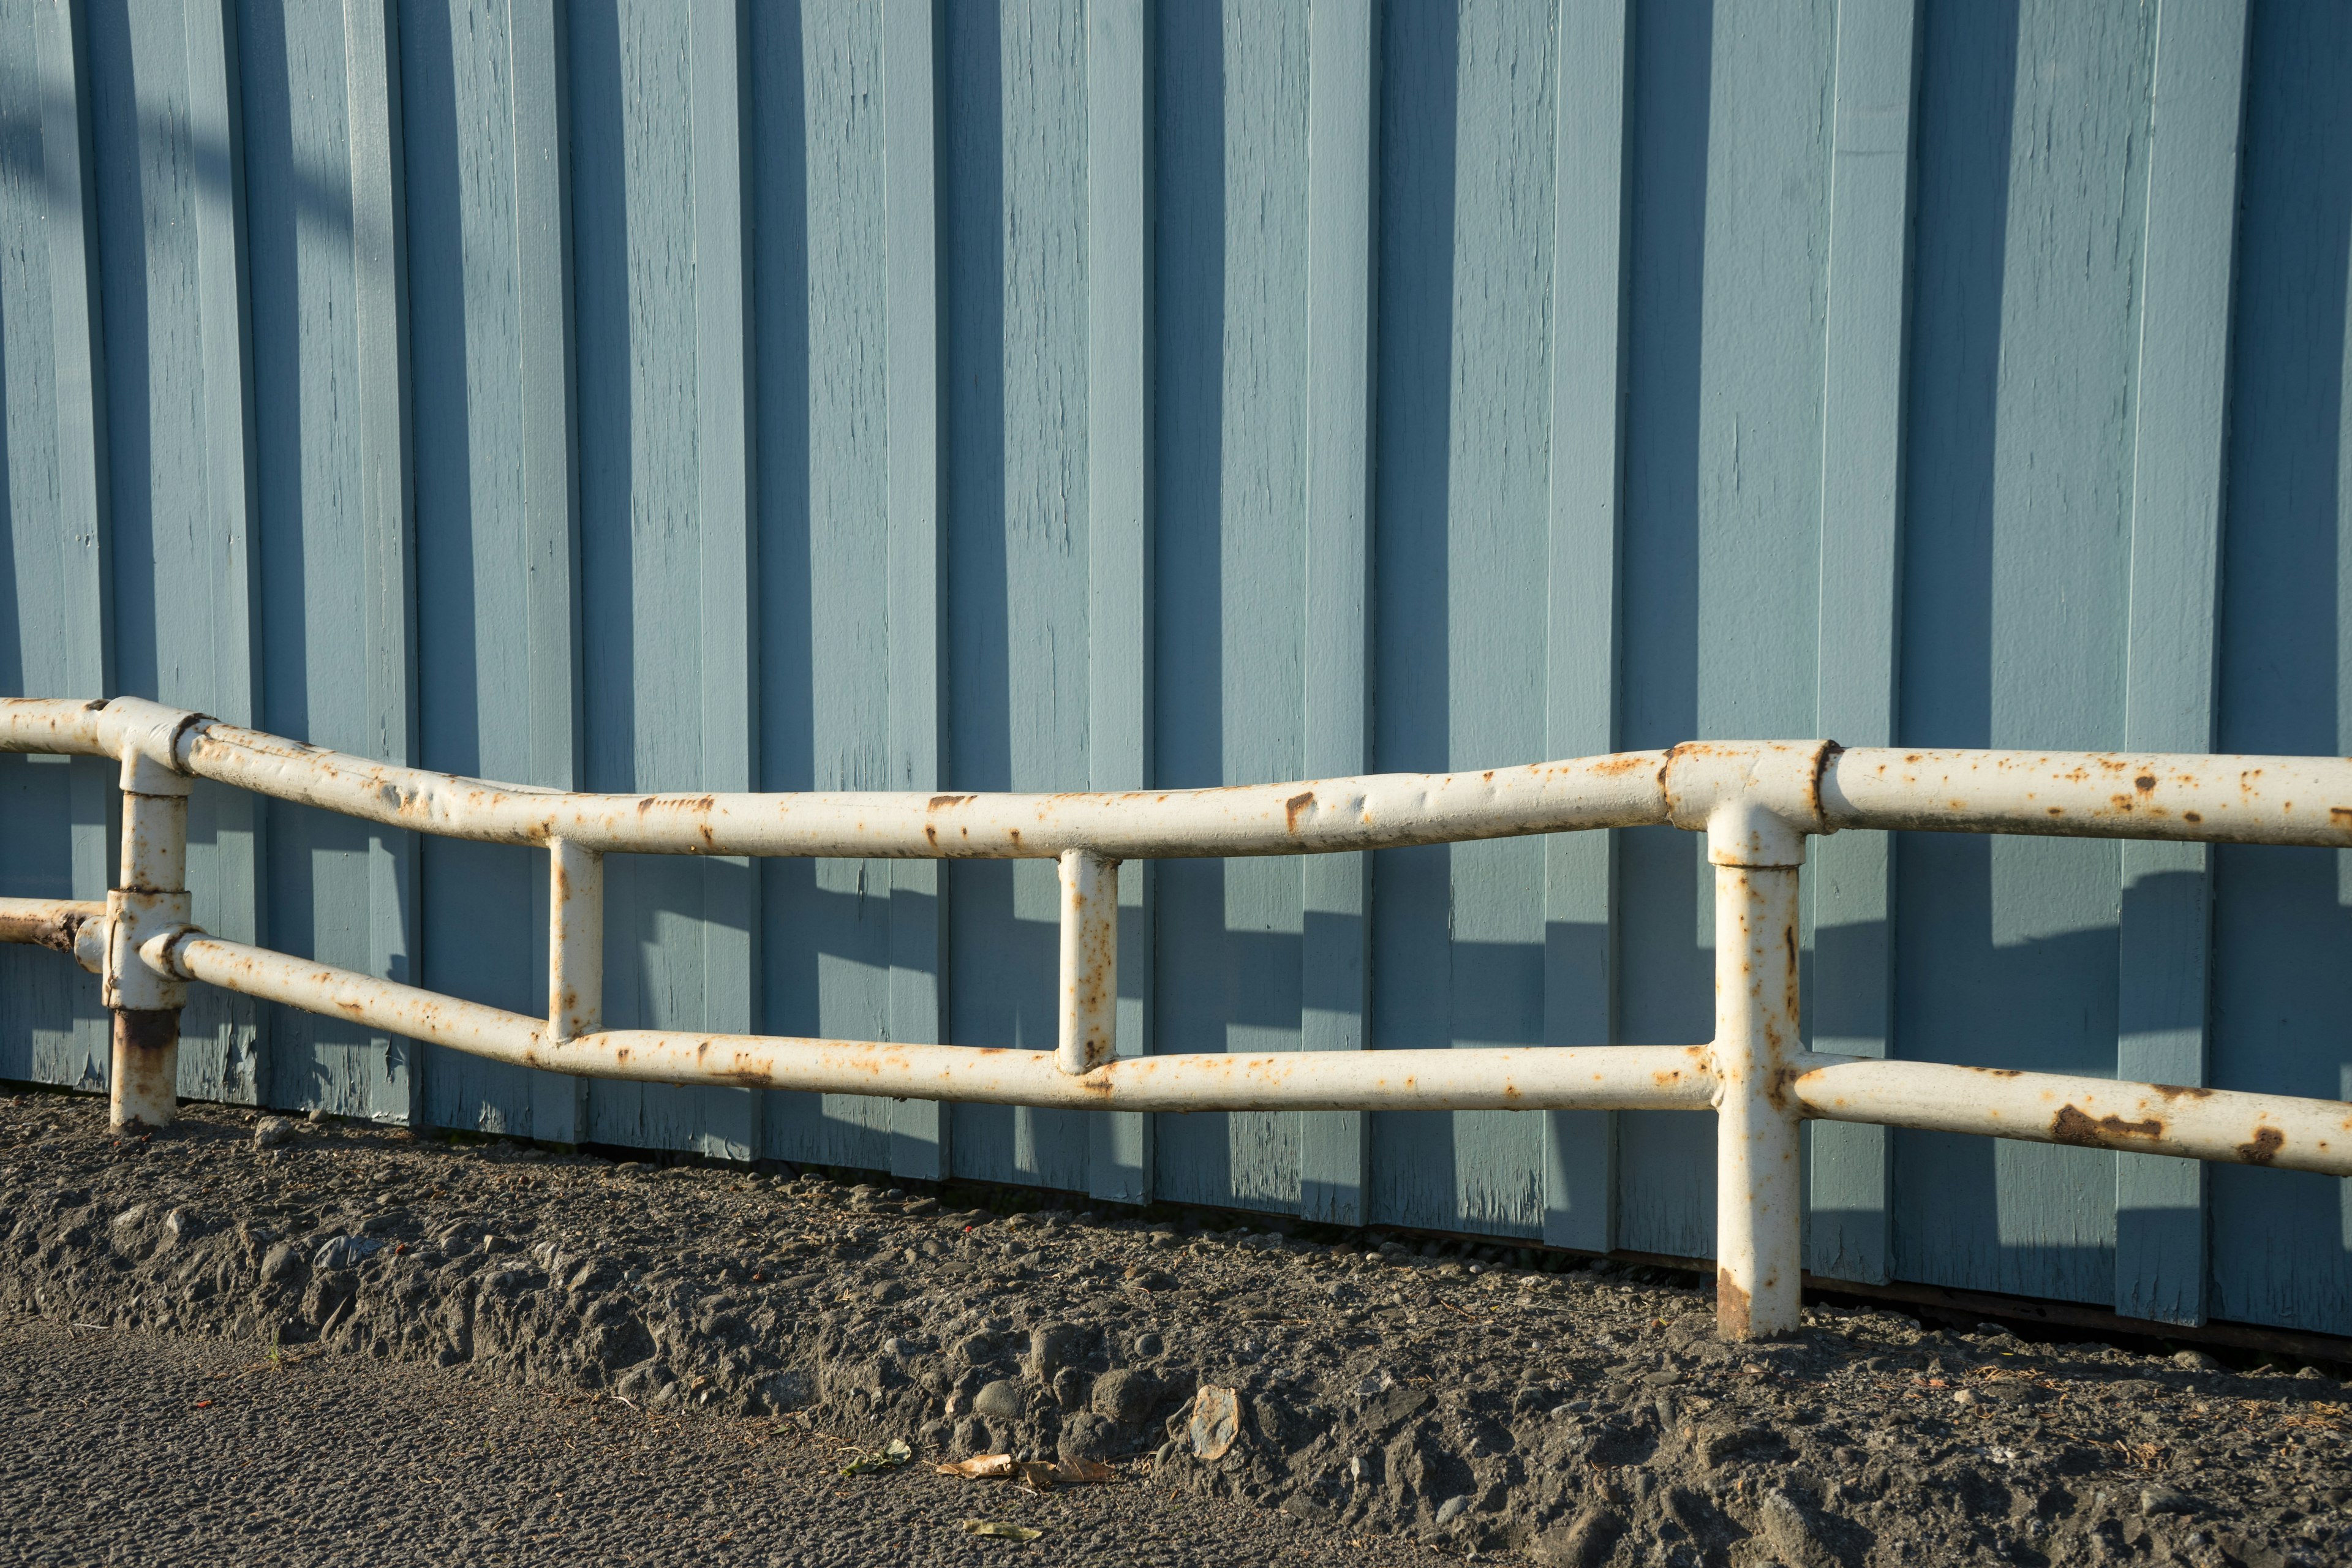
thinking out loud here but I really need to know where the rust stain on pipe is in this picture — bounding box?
[2050,1104,2165,1147]
[110,1008,180,1133]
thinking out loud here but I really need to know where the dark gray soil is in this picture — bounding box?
[0,1316,1434,1567]
[5,1088,2350,1567]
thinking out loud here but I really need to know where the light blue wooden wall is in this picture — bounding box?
[1,0,2348,1338]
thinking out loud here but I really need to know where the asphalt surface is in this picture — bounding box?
[0,1316,1438,1567]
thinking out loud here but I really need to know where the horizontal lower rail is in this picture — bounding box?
[1793,1055,2352,1178]
[103,930,2352,1174]
[149,932,1717,1112]
[0,897,104,963]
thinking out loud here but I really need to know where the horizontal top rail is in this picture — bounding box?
[6,696,2350,859]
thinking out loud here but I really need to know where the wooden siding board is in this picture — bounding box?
[758,0,897,1172]
[571,0,756,1161]
[881,0,949,1181]
[1615,0,1836,1261]
[241,0,420,1122]
[85,0,267,1104]
[941,0,1091,1194]
[2206,0,2352,1337]
[1150,0,1309,1218]
[2113,0,2248,1329]
[0,0,112,1091]
[1891,0,2155,1306]
[1368,0,1555,1240]
[1540,0,1628,1256]
[405,0,586,1140]
[1298,0,1378,1230]
[1808,0,1919,1287]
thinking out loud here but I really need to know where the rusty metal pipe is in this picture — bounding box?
[0,898,107,968]
[1821,746,2352,846]
[549,839,602,1041]
[1792,1055,2352,1178]
[1709,860,1804,1341]
[167,715,1675,858]
[1057,850,1118,1074]
[141,929,1716,1111]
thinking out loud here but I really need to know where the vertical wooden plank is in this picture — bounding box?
[753,2,894,1171]
[1615,0,1837,1262]
[2206,0,2352,1337]
[941,0,1092,1196]
[512,0,589,1142]
[885,0,951,1182]
[180,0,268,1103]
[1085,0,1152,1208]
[37,0,111,711]
[0,0,111,1090]
[1893,0,2152,1306]
[1298,0,1378,1229]
[1807,0,1919,1286]
[344,0,421,1126]
[1368,0,1558,1241]
[693,0,760,1162]
[1539,0,1627,1256]
[2114,0,2248,1328]
[45,0,113,978]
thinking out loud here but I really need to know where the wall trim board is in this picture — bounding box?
[1085,0,1153,1208]
[2114,0,2250,1330]
[1540,0,1630,1255]
[1807,0,1921,1287]
[885,0,951,1183]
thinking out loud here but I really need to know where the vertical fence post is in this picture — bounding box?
[1709,809,1806,1340]
[1057,850,1119,1076]
[104,750,193,1131]
[549,839,603,1043]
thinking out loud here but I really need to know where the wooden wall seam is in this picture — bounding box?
[342,0,423,1127]
[886,0,950,1183]
[1086,0,1153,1208]
[2115,0,2250,1329]
[33,0,112,1087]
[182,0,269,1106]
[1541,0,1630,1255]
[510,0,589,1144]
[693,0,761,1164]
[1300,0,1379,1229]
[1807,0,1921,1287]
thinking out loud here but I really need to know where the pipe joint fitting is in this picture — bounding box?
[99,696,207,797]
[1664,740,1836,867]
[102,889,192,1010]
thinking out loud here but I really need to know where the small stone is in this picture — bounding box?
[1132,1332,1164,1358]
[1951,1388,1978,1407]
[252,1117,295,1150]
[1434,1495,1471,1527]
[1760,1492,1828,1566]
[1051,1366,1091,1411]
[305,1108,328,1125]
[2139,1485,2196,1516]
[1030,1321,1085,1378]
[2173,1348,2222,1371]
[1091,1368,1159,1424]
[973,1379,1025,1420]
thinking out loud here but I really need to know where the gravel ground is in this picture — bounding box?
[4,1088,2351,1567]
[0,1317,1429,1567]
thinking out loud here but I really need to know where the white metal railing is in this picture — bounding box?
[4,694,2350,1340]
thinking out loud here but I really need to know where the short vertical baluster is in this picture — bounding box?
[1057,849,1119,1076]
[549,838,603,1046]
[1709,808,1806,1340]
